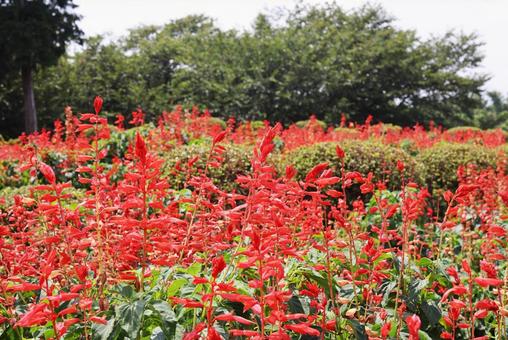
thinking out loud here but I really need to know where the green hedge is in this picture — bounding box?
[0,185,86,209]
[416,142,498,193]
[163,143,252,191]
[295,119,327,130]
[282,140,418,191]
[106,123,156,159]
[208,117,227,130]
[0,160,30,190]
[380,123,402,133]
[446,126,481,134]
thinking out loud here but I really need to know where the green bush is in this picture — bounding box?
[446,126,481,134]
[0,185,32,208]
[0,159,30,190]
[0,185,86,209]
[416,142,498,193]
[107,123,156,159]
[380,123,402,133]
[250,120,267,131]
[332,127,361,140]
[208,117,227,130]
[295,119,327,130]
[399,139,419,157]
[163,143,253,192]
[282,140,418,191]
[498,144,508,156]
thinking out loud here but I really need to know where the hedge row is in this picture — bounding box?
[160,140,502,196]
[0,129,502,196]
[281,140,417,191]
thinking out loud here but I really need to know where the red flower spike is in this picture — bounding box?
[211,256,226,279]
[474,277,503,287]
[213,131,227,144]
[285,165,297,180]
[406,314,421,340]
[94,96,103,114]
[39,162,56,184]
[135,132,147,164]
[90,316,108,325]
[335,145,345,159]
[397,160,404,172]
[285,323,320,337]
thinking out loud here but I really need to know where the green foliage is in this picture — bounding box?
[248,120,267,131]
[0,185,31,207]
[333,127,361,138]
[416,142,498,193]
[0,3,491,137]
[163,143,252,191]
[0,159,29,189]
[282,140,418,190]
[208,117,227,130]
[0,0,82,72]
[399,139,420,157]
[463,91,508,130]
[107,123,156,159]
[295,119,327,130]
[380,123,402,133]
[447,126,481,134]
[0,0,83,134]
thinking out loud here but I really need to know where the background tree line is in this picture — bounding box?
[1,2,507,138]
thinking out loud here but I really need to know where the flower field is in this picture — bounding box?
[1,97,508,339]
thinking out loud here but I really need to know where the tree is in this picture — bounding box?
[469,91,508,129]
[0,0,82,133]
[1,3,492,137]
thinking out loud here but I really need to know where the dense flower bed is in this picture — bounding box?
[0,98,507,339]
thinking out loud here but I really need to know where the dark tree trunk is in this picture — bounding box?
[22,64,37,133]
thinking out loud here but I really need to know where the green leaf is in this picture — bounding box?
[347,319,368,340]
[381,280,397,306]
[167,278,188,297]
[409,279,428,299]
[374,252,393,265]
[185,262,202,276]
[92,318,115,340]
[417,258,433,268]
[152,301,177,323]
[418,329,433,340]
[421,300,441,326]
[150,327,165,340]
[288,295,306,314]
[118,284,136,299]
[115,300,146,336]
[306,271,337,297]
[149,300,179,337]
[0,324,17,338]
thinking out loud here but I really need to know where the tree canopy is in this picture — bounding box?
[0,3,494,137]
[0,0,82,134]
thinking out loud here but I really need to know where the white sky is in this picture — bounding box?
[74,0,508,93]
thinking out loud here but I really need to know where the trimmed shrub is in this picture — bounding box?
[208,117,227,130]
[416,142,498,193]
[107,123,156,159]
[0,185,86,209]
[0,186,32,208]
[381,123,402,133]
[447,126,481,134]
[163,143,253,191]
[0,160,30,190]
[282,140,419,191]
[399,139,419,157]
[332,127,361,141]
[295,119,327,130]
[498,144,508,157]
[250,120,267,131]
